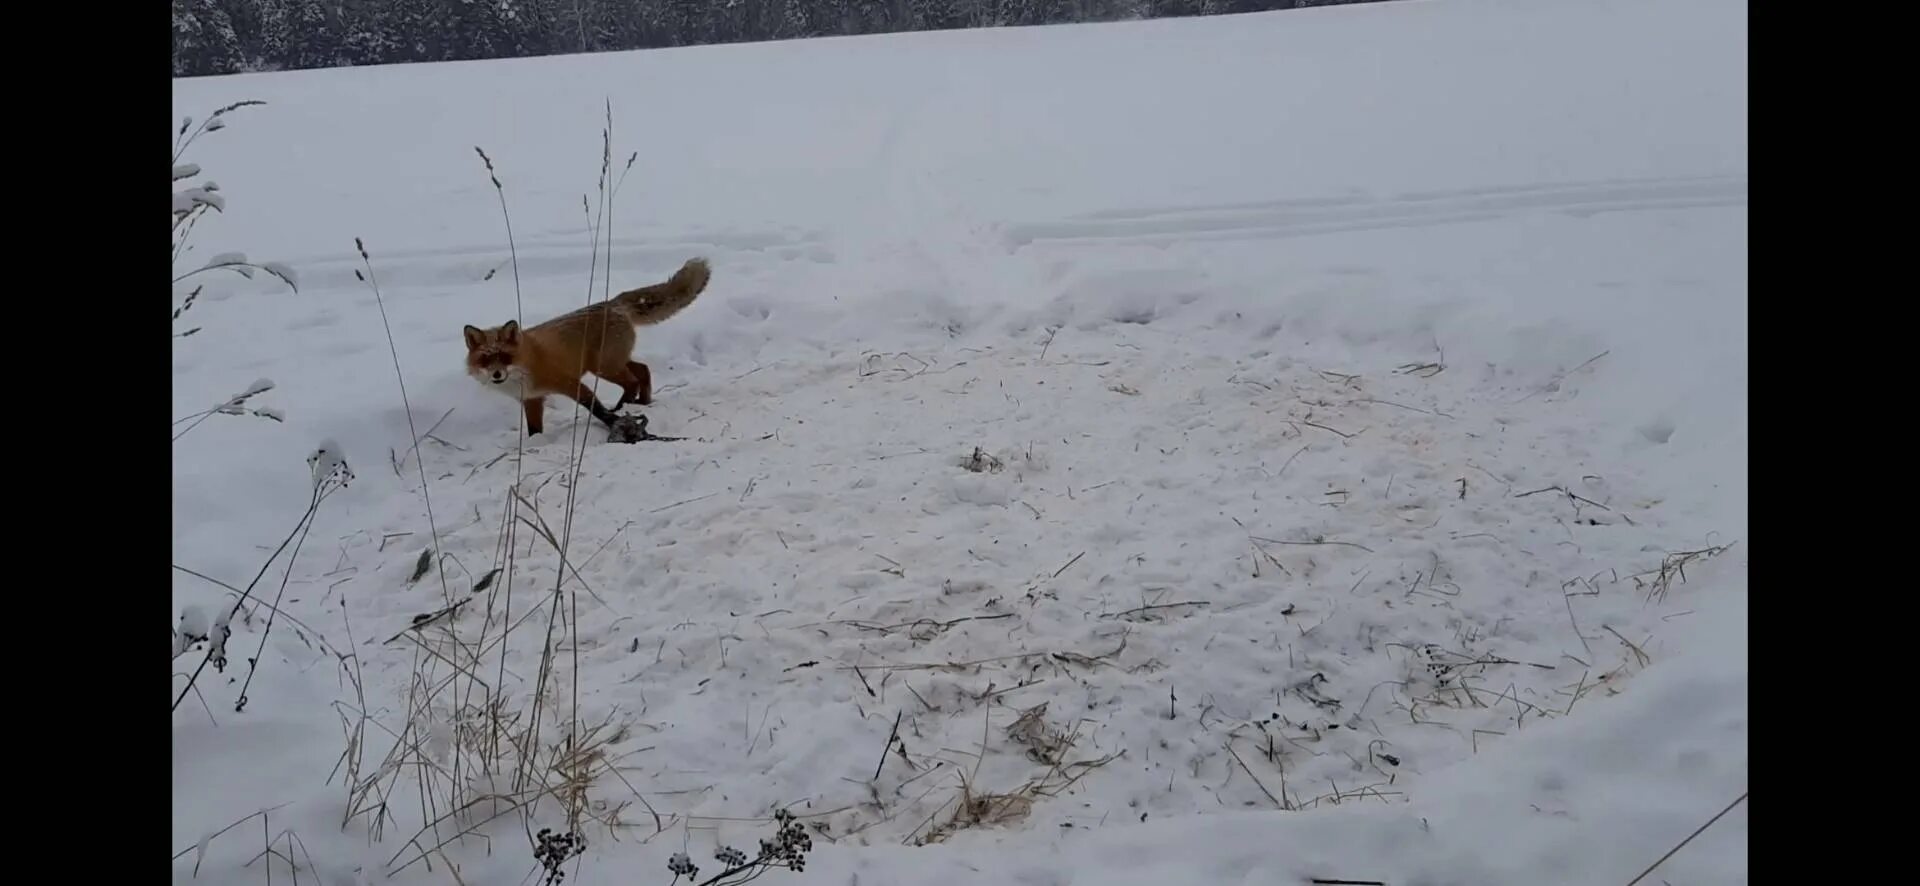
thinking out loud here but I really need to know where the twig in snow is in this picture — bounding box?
[1252,535,1376,554]
[394,407,457,471]
[1225,741,1286,809]
[1563,592,1593,657]
[972,679,1044,702]
[1099,601,1211,621]
[841,612,1016,640]
[1299,418,1363,439]
[1515,484,1611,512]
[649,492,719,513]
[873,711,903,781]
[839,653,1040,673]
[1604,625,1652,667]
[1457,655,1555,670]
[1232,517,1291,578]
[171,803,294,873]
[1644,543,1734,603]
[1516,350,1610,403]
[1354,397,1453,418]
[1276,445,1309,479]
[385,596,473,645]
[1623,791,1749,886]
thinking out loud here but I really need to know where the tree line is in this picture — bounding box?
[173,0,1388,77]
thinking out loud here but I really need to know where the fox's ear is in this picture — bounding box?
[462,325,485,350]
[500,320,520,345]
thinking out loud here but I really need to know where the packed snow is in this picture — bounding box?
[171,1,1748,884]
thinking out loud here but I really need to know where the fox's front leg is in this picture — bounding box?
[522,398,544,436]
[567,383,623,428]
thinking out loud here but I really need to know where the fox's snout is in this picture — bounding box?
[489,369,506,383]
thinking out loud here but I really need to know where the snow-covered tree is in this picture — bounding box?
[172,0,244,75]
[170,0,1392,74]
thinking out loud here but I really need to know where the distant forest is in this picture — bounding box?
[172,0,1390,77]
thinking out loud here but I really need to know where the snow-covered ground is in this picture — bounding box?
[172,0,1748,883]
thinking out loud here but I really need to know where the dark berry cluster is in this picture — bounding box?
[533,828,585,885]
[669,812,815,885]
[1417,644,1457,684]
[765,809,813,873]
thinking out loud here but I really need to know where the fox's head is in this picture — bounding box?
[463,321,526,390]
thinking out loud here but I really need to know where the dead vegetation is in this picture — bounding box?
[309,110,670,883]
[1636,542,1735,603]
[960,445,1006,473]
[913,705,1122,845]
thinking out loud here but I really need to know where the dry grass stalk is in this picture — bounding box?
[1225,740,1289,809]
[322,113,665,886]
[1623,791,1749,886]
[914,708,1121,845]
[1641,543,1734,603]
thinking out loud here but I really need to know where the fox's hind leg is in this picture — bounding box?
[603,361,653,408]
[625,361,653,406]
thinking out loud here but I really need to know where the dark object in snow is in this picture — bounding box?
[407,549,432,584]
[533,828,585,885]
[472,567,501,592]
[608,413,685,444]
[960,445,1004,473]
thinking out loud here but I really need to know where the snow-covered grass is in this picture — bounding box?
[171,0,1747,883]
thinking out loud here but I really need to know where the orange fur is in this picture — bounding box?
[462,258,710,434]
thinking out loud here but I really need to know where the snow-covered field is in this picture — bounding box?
[171,0,1748,883]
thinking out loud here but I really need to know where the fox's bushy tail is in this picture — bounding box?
[614,257,711,325]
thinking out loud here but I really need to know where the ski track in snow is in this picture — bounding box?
[242,173,1749,295]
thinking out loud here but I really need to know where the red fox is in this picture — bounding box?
[462,258,710,435]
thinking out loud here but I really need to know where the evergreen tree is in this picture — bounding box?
[772,0,817,39]
[169,0,1397,75]
[281,0,344,69]
[172,0,244,75]
[247,0,294,70]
